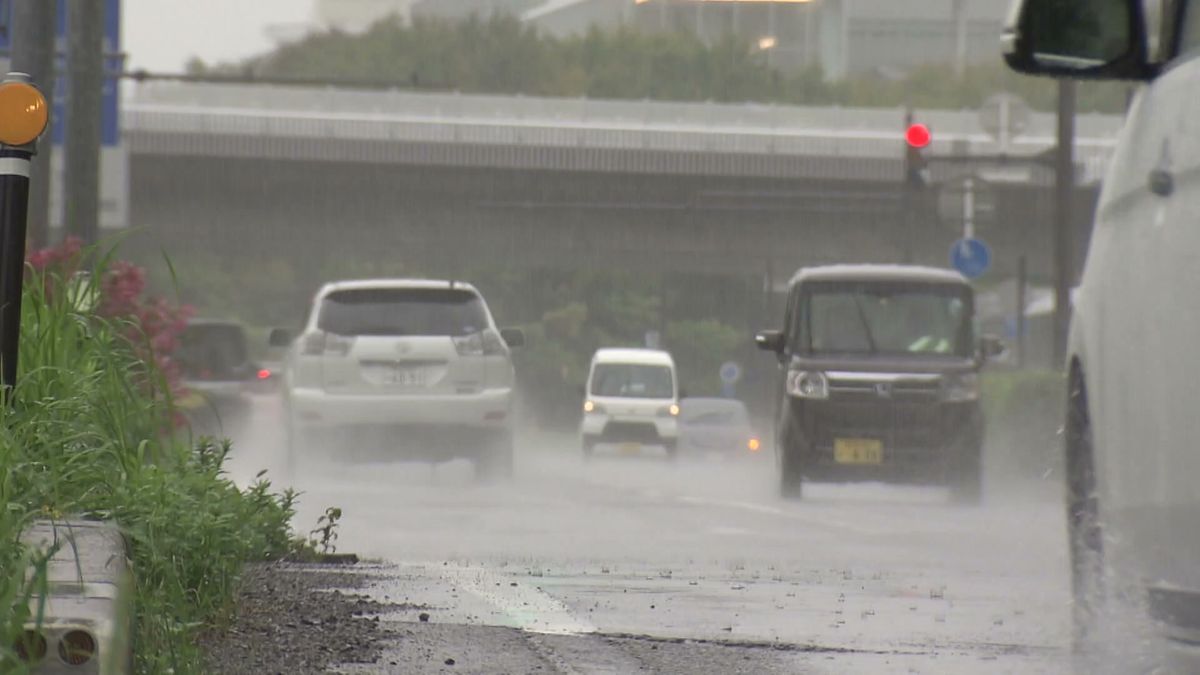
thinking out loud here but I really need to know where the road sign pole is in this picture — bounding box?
[0,73,48,394]
[962,177,975,241]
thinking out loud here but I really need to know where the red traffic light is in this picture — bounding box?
[906,123,932,149]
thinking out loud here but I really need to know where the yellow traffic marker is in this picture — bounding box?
[0,80,48,147]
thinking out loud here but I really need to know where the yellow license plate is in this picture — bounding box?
[619,442,642,454]
[834,438,883,464]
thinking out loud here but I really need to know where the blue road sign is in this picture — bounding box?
[0,0,123,147]
[719,361,742,385]
[950,237,992,279]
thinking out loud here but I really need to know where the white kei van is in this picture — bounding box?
[580,348,680,458]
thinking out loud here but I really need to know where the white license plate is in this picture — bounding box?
[364,363,426,386]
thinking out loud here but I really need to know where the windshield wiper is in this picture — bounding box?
[850,296,878,354]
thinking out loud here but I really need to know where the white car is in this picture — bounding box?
[1006,0,1200,668]
[580,348,680,458]
[272,279,523,479]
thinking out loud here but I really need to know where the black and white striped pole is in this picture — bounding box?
[0,72,49,393]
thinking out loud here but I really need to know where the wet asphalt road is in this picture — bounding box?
[223,395,1073,674]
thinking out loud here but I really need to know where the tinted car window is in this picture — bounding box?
[590,364,674,399]
[178,323,249,380]
[799,282,972,357]
[318,288,489,337]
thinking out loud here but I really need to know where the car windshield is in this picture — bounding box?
[590,363,674,399]
[177,323,249,379]
[318,288,489,337]
[799,281,973,357]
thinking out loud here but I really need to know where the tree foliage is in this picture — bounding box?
[200,13,1132,113]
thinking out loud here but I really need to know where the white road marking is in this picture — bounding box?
[438,563,597,636]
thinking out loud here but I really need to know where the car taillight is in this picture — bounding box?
[454,330,507,356]
[257,368,272,380]
[301,331,355,356]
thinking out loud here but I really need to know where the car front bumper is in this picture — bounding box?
[581,414,678,445]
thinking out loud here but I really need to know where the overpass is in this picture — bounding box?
[121,82,1122,291]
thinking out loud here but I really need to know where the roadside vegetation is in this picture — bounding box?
[0,239,302,674]
[191,13,1133,114]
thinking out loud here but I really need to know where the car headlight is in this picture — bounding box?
[657,403,680,417]
[786,370,829,399]
[942,373,980,402]
[583,400,605,414]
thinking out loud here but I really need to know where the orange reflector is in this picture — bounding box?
[748,438,761,452]
[0,81,48,146]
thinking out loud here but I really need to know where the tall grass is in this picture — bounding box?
[0,245,299,673]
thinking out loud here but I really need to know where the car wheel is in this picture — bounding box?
[1066,365,1104,654]
[778,420,804,499]
[581,438,595,460]
[664,441,679,462]
[475,435,514,482]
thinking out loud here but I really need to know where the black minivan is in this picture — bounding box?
[755,265,1002,503]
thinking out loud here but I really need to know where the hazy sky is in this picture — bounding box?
[123,0,315,71]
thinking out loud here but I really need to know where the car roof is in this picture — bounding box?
[318,278,480,295]
[788,264,968,286]
[591,348,675,366]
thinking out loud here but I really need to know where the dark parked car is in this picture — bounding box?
[177,319,273,437]
[756,265,1002,502]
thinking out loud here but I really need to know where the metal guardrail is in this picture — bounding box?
[17,520,133,675]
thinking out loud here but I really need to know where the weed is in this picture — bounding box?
[309,507,343,555]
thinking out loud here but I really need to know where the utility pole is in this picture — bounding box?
[1053,80,1076,367]
[64,0,105,245]
[9,0,56,249]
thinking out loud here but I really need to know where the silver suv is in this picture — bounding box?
[272,279,523,479]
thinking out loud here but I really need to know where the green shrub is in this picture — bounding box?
[0,243,299,673]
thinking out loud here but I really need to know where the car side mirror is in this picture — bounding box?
[1002,0,1152,80]
[268,328,293,348]
[755,330,785,354]
[500,327,525,349]
[979,334,1006,361]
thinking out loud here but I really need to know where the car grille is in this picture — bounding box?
[809,376,948,461]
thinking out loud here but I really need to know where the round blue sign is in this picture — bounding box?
[950,238,992,279]
[719,361,742,385]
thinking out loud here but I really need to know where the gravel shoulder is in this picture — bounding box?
[200,561,401,674]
